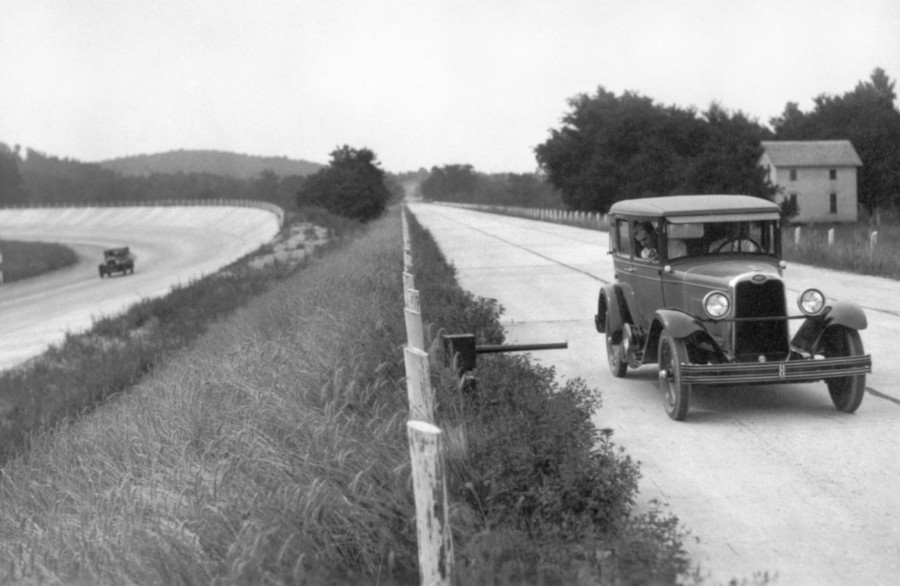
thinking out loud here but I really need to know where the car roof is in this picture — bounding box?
[609,195,780,218]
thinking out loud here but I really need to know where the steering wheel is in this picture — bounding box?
[713,238,761,253]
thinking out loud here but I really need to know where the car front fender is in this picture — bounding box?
[791,301,868,354]
[653,308,706,339]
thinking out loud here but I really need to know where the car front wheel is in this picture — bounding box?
[605,312,627,378]
[658,331,691,421]
[821,325,866,413]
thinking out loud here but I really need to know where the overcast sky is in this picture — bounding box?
[2,0,899,173]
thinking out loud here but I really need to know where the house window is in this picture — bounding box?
[789,169,797,181]
[829,169,837,180]
[829,193,837,214]
[789,193,798,208]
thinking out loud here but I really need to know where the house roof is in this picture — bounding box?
[760,140,862,167]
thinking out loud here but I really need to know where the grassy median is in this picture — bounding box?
[0,205,694,584]
[0,240,79,282]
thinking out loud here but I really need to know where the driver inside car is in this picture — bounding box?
[707,224,760,253]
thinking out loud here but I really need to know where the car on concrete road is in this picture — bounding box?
[594,195,871,421]
[98,247,135,278]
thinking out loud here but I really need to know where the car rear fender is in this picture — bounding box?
[791,301,868,354]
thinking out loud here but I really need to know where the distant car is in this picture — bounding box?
[595,195,871,421]
[98,247,135,278]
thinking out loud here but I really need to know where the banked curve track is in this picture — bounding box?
[0,204,280,371]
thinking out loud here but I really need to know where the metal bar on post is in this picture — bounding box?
[407,421,453,586]
[476,342,568,354]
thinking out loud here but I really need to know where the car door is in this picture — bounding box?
[618,218,665,331]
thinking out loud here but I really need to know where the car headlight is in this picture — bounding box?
[798,289,825,315]
[703,291,730,319]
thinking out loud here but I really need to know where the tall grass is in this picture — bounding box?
[0,240,78,282]
[0,205,695,585]
[781,222,900,278]
[0,211,418,584]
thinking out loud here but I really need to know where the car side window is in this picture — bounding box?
[615,220,631,257]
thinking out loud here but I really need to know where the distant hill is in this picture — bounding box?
[98,150,324,179]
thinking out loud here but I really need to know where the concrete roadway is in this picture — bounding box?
[408,202,900,586]
[0,206,280,371]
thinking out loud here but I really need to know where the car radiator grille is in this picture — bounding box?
[733,279,790,361]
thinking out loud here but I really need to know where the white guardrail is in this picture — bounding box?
[434,201,608,230]
[401,205,454,585]
[437,201,880,252]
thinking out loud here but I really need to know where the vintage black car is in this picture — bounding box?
[595,195,871,421]
[99,247,135,278]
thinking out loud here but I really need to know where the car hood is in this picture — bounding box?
[671,258,781,288]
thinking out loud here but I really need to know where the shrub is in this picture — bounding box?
[406,211,694,584]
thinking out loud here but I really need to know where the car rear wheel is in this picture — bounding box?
[658,331,691,421]
[821,325,866,413]
[605,312,627,378]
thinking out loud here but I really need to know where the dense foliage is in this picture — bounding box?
[98,149,322,179]
[771,68,900,215]
[420,165,563,208]
[296,145,393,221]
[534,88,774,212]
[0,144,28,205]
[0,146,311,212]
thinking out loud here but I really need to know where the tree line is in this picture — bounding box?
[536,67,900,215]
[421,68,900,219]
[419,164,564,208]
[0,144,399,222]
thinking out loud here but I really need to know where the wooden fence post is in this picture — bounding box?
[407,421,454,586]
[828,228,834,246]
[794,226,801,245]
[404,347,434,423]
[870,230,878,253]
[402,206,413,273]
[405,288,425,351]
[403,271,416,301]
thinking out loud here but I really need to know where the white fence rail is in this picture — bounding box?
[401,205,453,585]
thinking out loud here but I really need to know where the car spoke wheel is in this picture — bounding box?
[821,325,866,413]
[658,332,691,421]
[605,312,627,378]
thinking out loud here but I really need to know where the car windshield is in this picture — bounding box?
[665,220,777,258]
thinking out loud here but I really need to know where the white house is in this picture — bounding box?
[759,140,862,223]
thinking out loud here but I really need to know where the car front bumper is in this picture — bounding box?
[680,354,872,385]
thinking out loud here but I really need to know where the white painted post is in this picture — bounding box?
[405,286,425,350]
[827,228,834,246]
[794,226,801,245]
[404,347,434,422]
[870,230,878,252]
[407,421,453,585]
[402,207,413,273]
[403,271,416,300]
